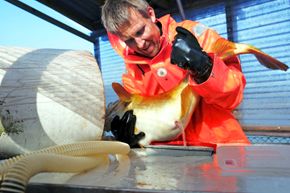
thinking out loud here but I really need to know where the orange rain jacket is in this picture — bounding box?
[108,15,250,149]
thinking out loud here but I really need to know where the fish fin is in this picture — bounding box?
[235,43,289,71]
[106,100,119,114]
[112,82,132,102]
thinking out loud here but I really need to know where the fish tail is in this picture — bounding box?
[244,45,289,71]
[212,38,289,71]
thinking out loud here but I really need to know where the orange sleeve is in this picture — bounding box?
[189,53,246,110]
[178,20,221,53]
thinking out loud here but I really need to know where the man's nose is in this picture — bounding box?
[135,37,145,49]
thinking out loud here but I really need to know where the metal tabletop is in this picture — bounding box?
[25,144,290,193]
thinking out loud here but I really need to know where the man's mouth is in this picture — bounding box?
[139,42,158,57]
[143,43,150,51]
[144,43,154,54]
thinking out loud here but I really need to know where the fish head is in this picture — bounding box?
[103,99,130,139]
[103,82,133,139]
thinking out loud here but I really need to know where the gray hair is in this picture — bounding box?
[101,0,150,34]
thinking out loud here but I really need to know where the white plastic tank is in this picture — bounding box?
[0,46,105,156]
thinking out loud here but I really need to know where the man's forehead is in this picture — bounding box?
[117,10,145,39]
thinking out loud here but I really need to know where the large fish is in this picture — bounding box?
[104,39,288,146]
[104,78,199,146]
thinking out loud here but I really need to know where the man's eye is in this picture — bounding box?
[136,27,145,37]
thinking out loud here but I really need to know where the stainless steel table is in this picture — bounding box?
[25,144,290,193]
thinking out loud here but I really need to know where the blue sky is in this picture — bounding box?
[0,0,94,53]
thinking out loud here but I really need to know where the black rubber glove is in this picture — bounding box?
[111,110,145,148]
[170,26,213,83]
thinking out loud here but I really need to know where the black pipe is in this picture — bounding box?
[176,0,186,20]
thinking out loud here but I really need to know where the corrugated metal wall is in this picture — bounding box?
[232,0,290,127]
[174,1,228,38]
[95,0,290,129]
[95,35,125,105]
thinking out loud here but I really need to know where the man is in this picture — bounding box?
[101,0,250,148]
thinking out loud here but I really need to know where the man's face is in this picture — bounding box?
[117,7,161,58]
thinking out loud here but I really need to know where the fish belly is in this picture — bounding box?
[132,95,182,146]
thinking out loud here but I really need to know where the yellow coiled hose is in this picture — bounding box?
[0,141,130,193]
[0,141,129,175]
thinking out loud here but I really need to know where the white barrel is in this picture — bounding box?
[0,46,105,156]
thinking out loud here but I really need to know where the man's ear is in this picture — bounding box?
[147,6,156,22]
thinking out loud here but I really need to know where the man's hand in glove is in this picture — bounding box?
[111,110,145,148]
[170,26,213,83]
